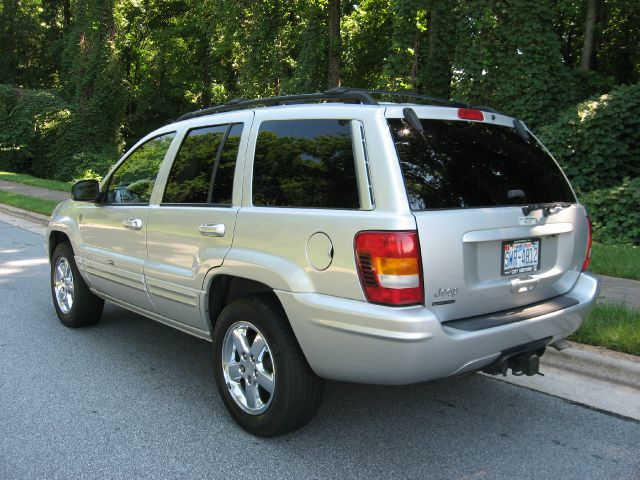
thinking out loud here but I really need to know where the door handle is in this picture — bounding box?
[122,218,143,230]
[510,276,539,294]
[199,223,225,237]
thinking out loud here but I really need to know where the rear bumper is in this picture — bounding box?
[276,272,600,385]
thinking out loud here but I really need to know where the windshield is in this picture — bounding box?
[388,118,576,211]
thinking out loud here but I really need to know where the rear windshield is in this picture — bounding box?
[388,119,576,210]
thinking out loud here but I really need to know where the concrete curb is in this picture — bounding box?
[0,203,50,226]
[543,341,640,389]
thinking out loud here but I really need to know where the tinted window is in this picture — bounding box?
[211,123,243,205]
[107,132,175,204]
[163,125,227,204]
[388,119,575,210]
[252,119,360,209]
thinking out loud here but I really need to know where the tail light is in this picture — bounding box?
[354,231,423,306]
[581,216,592,271]
[458,108,484,121]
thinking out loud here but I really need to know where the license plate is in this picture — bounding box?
[502,238,541,276]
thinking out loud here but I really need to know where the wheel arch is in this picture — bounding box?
[206,275,284,334]
[48,230,72,259]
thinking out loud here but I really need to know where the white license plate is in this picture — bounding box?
[502,239,541,276]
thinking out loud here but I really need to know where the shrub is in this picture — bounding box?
[0,84,72,174]
[71,168,105,183]
[39,149,117,182]
[0,84,122,181]
[538,83,640,192]
[580,177,640,245]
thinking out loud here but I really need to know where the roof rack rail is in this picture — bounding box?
[343,88,500,113]
[175,86,501,122]
[176,89,378,122]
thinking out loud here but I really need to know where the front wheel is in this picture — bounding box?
[51,242,104,327]
[212,295,324,436]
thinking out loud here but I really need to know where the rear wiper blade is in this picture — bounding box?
[522,202,572,216]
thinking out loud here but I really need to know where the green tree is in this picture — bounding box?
[58,0,124,161]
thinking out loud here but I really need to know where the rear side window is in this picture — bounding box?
[252,119,360,209]
[163,123,243,205]
[388,119,576,210]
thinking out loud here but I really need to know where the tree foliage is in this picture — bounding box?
[0,0,638,242]
[538,83,640,192]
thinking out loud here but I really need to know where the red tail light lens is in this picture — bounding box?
[582,216,592,271]
[354,231,424,306]
[458,108,484,121]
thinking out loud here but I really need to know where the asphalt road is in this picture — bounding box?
[1,220,639,480]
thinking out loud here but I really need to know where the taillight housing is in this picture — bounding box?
[582,216,592,271]
[354,231,424,306]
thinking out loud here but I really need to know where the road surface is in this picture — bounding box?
[1,219,638,479]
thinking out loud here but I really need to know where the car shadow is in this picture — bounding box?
[89,303,637,479]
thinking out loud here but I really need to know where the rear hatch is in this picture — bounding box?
[386,107,589,322]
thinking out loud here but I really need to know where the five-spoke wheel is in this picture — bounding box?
[222,321,275,414]
[50,242,104,327]
[53,256,74,314]
[213,295,324,436]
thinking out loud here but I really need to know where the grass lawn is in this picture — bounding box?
[0,171,70,192]
[0,190,59,216]
[570,303,640,356]
[589,243,640,281]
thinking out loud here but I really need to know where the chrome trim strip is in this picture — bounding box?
[146,278,200,307]
[84,261,146,291]
[463,223,573,243]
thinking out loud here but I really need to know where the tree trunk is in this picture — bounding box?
[63,0,71,29]
[202,43,212,106]
[327,0,341,88]
[410,28,421,91]
[579,0,598,72]
[421,1,453,99]
[0,0,18,83]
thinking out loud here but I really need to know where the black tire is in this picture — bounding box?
[212,295,324,436]
[51,242,104,327]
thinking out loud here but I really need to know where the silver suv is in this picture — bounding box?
[47,88,599,436]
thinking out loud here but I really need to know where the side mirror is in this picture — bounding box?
[72,180,100,202]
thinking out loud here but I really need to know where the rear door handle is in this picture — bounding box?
[122,218,143,230]
[510,276,539,294]
[199,223,225,237]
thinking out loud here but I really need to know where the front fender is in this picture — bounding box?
[47,201,86,274]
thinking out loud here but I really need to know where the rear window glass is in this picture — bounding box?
[388,119,576,210]
[252,119,360,209]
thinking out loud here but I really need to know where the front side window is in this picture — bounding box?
[252,119,360,209]
[106,132,175,204]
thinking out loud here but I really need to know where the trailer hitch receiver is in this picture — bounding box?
[482,338,550,377]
